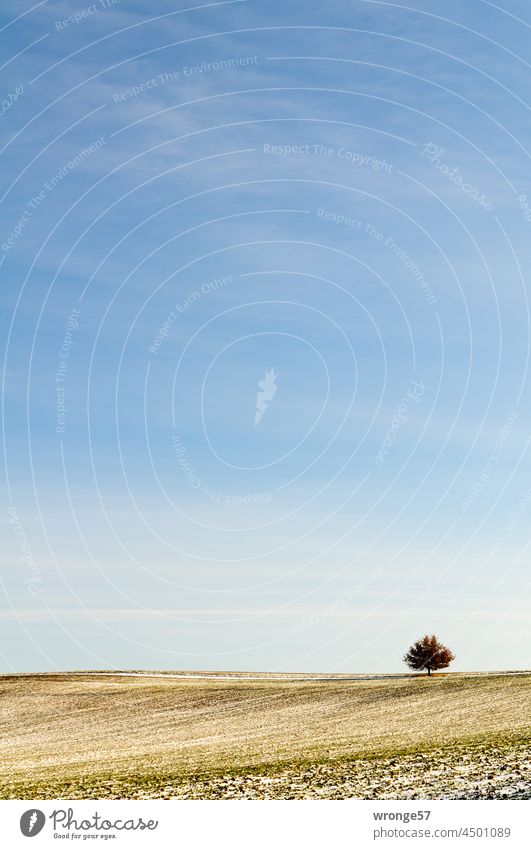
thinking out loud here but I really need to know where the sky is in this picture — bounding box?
[1,0,531,673]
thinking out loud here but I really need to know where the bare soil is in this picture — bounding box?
[0,671,529,799]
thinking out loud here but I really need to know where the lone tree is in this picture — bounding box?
[403,634,455,676]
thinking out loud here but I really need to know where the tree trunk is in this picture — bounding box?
[427,666,431,676]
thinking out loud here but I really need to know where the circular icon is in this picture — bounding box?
[20,809,46,837]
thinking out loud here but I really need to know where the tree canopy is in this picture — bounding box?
[403,634,455,675]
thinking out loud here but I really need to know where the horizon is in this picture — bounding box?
[7,666,531,672]
[2,0,531,674]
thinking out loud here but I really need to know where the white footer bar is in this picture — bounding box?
[1,799,529,849]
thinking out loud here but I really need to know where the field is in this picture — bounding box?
[0,671,529,799]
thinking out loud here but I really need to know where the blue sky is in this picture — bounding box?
[1,0,531,672]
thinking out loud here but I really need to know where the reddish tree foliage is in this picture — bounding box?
[403,634,455,675]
